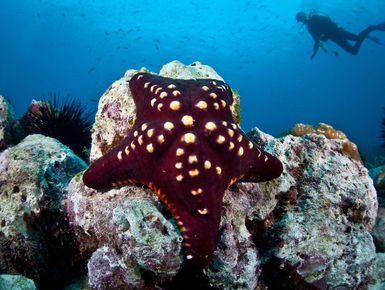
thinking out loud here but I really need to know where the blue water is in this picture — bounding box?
[0,0,384,155]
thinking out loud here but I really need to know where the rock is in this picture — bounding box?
[72,61,377,289]
[72,126,377,289]
[369,165,383,184]
[19,99,50,130]
[0,274,36,290]
[160,61,241,124]
[0,95,22,151]
[369,253,385,289]
[159,60,224,80]
[68,166,288,289]
[368,152,385,182]
[372,207,385,252]
[371,165,385,257]
[0,134,87,288]
[87,246,144,289]
[371,164,385,206]
[68,177,183,288]
[282,122,362,162]
[89,60,240,163]
[89,69,140,162]
[205,183,266,289]
[248,127,377,289]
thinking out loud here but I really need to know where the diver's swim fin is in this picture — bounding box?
[367,35,385,46]
[376,21,385,32]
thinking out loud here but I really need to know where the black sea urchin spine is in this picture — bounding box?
[22,93,94,161]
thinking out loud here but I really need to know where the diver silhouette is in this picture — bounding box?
[296,11,385,59]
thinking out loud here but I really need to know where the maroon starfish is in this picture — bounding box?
[83,73,283,267]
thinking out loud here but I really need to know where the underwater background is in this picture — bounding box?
[0,0,384,156]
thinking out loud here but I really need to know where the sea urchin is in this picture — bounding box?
[21,94,93,161]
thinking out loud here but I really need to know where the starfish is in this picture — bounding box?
[83,73,283,267]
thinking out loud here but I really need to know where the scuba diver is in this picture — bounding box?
[296,11,385,59]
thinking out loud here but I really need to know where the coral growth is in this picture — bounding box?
[20,94,93,161]
[287,122,362,162]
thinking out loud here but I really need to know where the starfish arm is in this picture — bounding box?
[83,120,177,189]
[245,146,283,181]
[82,136,147,189]
[153,181,225,267]
[172,204,222,268]
[203,122,283,182]
[150,140,231,267]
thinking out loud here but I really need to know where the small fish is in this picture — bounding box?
[88,67,96,74]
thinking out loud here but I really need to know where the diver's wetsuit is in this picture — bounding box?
[307,15,375,57]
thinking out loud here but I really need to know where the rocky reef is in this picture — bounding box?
[68,61,378,289]
[369,160,385,289]
[0,274,36,289]
[0,61,382,289]
[0,134,87,288]
[0,95,22,151]
[283,122,362,162]
[250,128,377,288]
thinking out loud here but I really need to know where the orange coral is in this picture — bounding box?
[289,123,361,163]
[291,123,314,137]
[315,123,346,139]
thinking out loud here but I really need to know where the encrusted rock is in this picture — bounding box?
[19,99,50,130]
[0,274,36,290]
[89,60,241,162]
[0,134,87,288]
[372,164,385,204]
[73,125,377,289]
[74,61,377,289]
[68,177,183,288]
[89,69,142,162]
[249,127,377,289]
[374,165,385,186]
[0,95,22,151]
[369,253,385,289]
[369,164,384,185]
[69,168,284,289]
[205,183,266,289]
[372,207,385,252]
[283,122,362,162]
[160,61,241,124]
[88,246,146,289]
[160,60,224,80]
